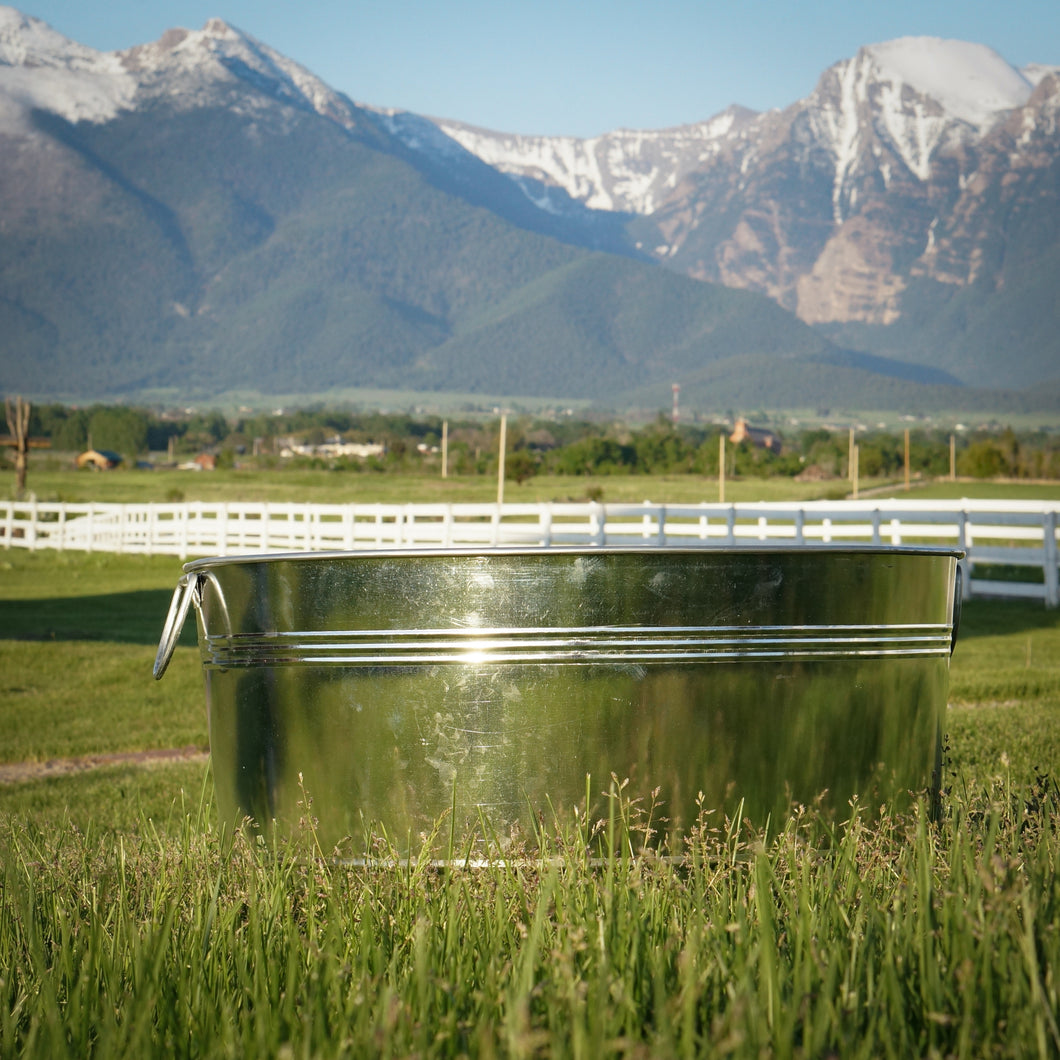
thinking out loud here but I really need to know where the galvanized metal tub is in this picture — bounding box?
[155,546,962,855]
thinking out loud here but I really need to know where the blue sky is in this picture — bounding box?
[14,0,1060,137]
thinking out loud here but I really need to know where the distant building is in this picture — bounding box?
[278,436,385,459]
[76,449,123,470]
[729,419,782,453]
[177,452,217,471]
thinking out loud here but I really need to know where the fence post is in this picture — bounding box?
[179,503,189,561]
[699,502,709,540]
[343,505,354,550]
[726,506,736,545]
[539,505,552,547]
[795,509,805,545]
[655,505,666,547]
[218,503,229,557]
[28,496,38,551]
[3,502,12,549]
[957,512,972,601]
[871,510,881,545]
[1044,510,1058,609]
[439,504,451,547]
[404,504,416,548]
[592,502,605,547]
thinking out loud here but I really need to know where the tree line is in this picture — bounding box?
[10,402,1060,482]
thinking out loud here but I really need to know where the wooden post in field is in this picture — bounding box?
[441,420,448,480]
[718,434,725,504]
[848,427,855,488]
[904,428,911,491]
[852,444,859,499]
[496,414,507,507]
[950,434,956,481]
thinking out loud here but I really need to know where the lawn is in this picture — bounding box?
[12,461,1059,508]
[1,547,1059,1057]
[0,466,915,506]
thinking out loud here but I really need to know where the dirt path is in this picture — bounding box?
[0,746,209,786]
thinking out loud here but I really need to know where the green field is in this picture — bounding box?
[11,465,851,505]
[2,546,1059,1057]
[10,462,1060,507]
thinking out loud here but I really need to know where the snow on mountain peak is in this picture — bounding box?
[0,6,355,135]
[1,4,102,69]
[431,106,756,215]
[1023,63,1060,87]
[0,5,134,128]
[813,36,1036,205]
[864,37,1032,128]
[119,17,348,122]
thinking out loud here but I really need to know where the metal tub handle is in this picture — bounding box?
[154,573,199,680]
[950,564,963,657]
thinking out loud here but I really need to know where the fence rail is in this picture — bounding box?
[2,497,1058,605]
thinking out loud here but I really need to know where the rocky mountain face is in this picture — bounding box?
[400,39,1060,390]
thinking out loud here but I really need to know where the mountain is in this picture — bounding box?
[0,6,845,405]
[399,38,1060,394]
[0,11,1055,411]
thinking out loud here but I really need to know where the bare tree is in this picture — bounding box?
[5,395,30,497]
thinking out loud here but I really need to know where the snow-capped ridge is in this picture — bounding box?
[0,6,134,127]
[807,36,1037,196]
[118,17,353,124]
[429,104,757,214]
[423,36,1047,218]
[0,6,358,133]
[0,4,108,69]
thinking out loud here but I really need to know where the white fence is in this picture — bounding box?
[2,497,1058,606]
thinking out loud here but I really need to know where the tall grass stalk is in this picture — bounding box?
[2,776,1059,1058]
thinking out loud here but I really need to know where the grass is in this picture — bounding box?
[12,465,859,505]
[11,463,1059,507]
[1,550,1060,1056]
[0,552,205,763]
[1,771,1059,1057]
[890,480,1060,502]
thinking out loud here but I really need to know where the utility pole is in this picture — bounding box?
[950,434,956,481]
[718,433,725,504]
[496,413,507,507]
[672,383,680,425]
[904,428,911,491]
[441,420,448,480]
[852,444,859,499]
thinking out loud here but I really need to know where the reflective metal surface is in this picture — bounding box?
[157,546,962,855]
